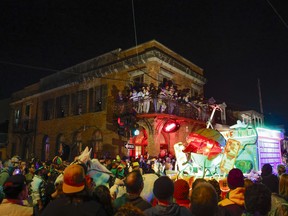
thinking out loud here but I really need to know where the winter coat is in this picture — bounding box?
[0,199,33,216]
[268,193,288,216]
[113,193,152,211]
[0,168,10,186]
[218,187,245,216]
[261,174,279,194]
[144,203,191,216]
[41,196,107,216]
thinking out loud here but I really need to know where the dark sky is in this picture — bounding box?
[0,0,288,130]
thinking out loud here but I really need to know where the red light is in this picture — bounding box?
[117,117,124,126]
[163,120,180,133]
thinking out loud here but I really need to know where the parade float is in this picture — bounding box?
[174,105,284,180]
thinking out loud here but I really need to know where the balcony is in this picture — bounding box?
[113,96,216,124]
[12,118,36,133]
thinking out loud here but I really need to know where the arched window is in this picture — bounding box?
[92,130,103,158]
[56,134,70,161]
[42,135,50,161]
[11,136,20,157]
[22,136,31,161]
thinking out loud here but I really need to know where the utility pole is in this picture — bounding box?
[258,78,264,115]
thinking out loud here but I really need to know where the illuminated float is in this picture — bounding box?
[174,119,284,178]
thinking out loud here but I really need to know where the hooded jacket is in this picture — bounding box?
[218,187,245,216]
[269,193,288,216]
[113,193,152,211]
[144,203,191,216]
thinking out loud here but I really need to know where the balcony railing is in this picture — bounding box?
[114,97,214,123]
[12,119,36,133]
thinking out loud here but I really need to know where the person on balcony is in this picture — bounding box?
[143,86,151,113]
[167,86,177,115]
[137,88,145,113]
[129,89,139,113]
[158,87,167,113]
[149,83,159,113]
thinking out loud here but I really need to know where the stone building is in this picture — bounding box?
[8,40,215,161]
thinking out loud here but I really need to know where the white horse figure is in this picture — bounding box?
[55,147,113,187]
[141,173,159,202]
[88,158,113,187]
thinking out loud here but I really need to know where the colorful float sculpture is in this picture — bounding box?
[174,104,284,179]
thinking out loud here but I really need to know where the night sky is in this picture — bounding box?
[0,0,288,130]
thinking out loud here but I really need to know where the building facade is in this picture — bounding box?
[8,40,218,161]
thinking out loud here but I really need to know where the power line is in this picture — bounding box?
[131,0,138,52]
[0,60,58,72]
[266,0,288,30]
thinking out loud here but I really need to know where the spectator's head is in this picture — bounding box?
[277,164,286,176]
[62,164,86,194]
[52,156,63,169]
[93,185,114,216]
[190,182,219,216]
[244,178,254,189]
[261,163,273,177]
[114,203,145,216]
[153,176,174,201]
[173,179,189,201]
[132,162,140,169]
[207,178,221,201]
[279,173,288,201]
[3,174,28,200]
[93,184,111,203]
[244,183,271,215]
[125,170,144,195]
[192,178,207,190]
[11,156,20,168]
[227,168,244,190]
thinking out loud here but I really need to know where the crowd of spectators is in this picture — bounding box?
[0,153,287,216]
[114,80,215,121]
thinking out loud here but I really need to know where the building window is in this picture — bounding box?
[72,91,87,115]
[43,99,54,120]
[158,69,173,84]
[42,136,50,161]
[23,104,31,130]
[14,108,21,128]
[56,134,70,161]
[45,141,50,161]
[56,95,69,118]
[88,85,107,113]
[135,145,142,158]
[92,130,103,158]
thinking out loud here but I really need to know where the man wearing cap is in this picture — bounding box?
[41,164,107,216]
[218,168,245,216]
[0,174,33,215]
[144,176,191,216]
[132,161,143,175]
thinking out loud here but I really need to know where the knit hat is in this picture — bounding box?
[227,168,244,189]
[153,176,174,200]
[3,174,26,197]
[173,179,189,200]
[62,164,86,194]
[52,156,63,165]
[132,162,139,168]
[4,174,26,189]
